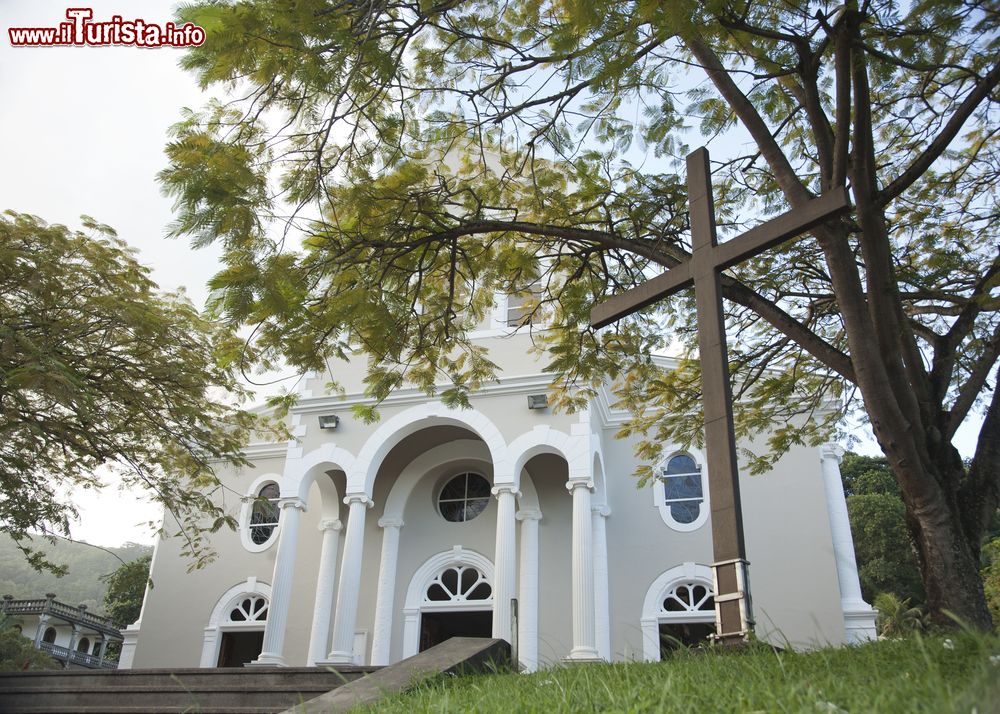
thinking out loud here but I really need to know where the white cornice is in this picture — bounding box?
[242,442,289,460]
[290,373,557,415]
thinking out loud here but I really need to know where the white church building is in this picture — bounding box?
[120,307,876,671]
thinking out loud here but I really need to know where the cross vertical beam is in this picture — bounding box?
[687,148,752,643]
[590,147,850,646]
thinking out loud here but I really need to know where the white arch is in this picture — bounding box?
[282,442,355,515]
[509,426,574,485]
[381,440,492,521]
[380,440,543,522]
[200,577,272,667]
[351,403,511,494]
[400,547,494,658]
[640,563,714,661]
[591,439,608,505]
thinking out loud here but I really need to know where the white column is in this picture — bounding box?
[566,479,599,660]
[118,625,140,669]
[592,504,611,661]
[491,485,519,644]
[33,613,50,647]
[820,443,877,643]
[328,493,372,663]
[254,497,306,665]
[307,518,343,666]
[370,517,404,665]
[516,509,541,672]
[66,624,80,668]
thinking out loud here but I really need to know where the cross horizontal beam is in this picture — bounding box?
[590,188,851,329]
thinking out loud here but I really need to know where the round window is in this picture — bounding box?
[438,473,491,522]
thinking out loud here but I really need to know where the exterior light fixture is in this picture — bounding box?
[527,394,548,410]
[318,414,340,430]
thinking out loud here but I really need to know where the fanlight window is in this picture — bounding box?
[228,595,269,622]
[659,454,703,525]
[249,483,280,545]
[661,582,714,615]
[423,566,492,604]
[438,473,491,523]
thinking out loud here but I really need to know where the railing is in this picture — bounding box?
[1,597,119,634]
[38,642,117,669]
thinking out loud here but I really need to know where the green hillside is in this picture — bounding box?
[0,535,152,615]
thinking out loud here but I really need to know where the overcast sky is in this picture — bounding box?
[1,1,985,548]
[2,0,224,546]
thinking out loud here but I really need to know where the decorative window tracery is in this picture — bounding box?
[249,483,280,545]
[227,595,268,623]
[423,565,492,605]
[438,473,491,523]
[660,582,714,615]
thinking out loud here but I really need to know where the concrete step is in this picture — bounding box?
[0,666,381,714]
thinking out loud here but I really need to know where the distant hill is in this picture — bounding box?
[0,535,152,615]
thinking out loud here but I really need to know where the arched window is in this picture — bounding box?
[655,452,708,531]
[227,595,268,623]
[641,564,716,661]
[662,582,714,614]
[424,565,492,604]
[248,483,280,545]
[42,627,56,644]
[77,637,91,653]
[438,473,491,523]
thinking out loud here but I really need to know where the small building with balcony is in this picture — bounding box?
[1,593,123,669]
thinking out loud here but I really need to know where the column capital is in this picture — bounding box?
[318,518,343,532]
[821,443,845,463]
[516,509,543,522]
[566,479,594,493]
[491,484,521,498]
[343,493,374,508]
[378,517,404,529]
[278,497,307,511]
[592,504,611,518]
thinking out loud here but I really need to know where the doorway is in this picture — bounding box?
[658,621,715,657]
[418,610,492,651]
[216,630,264,667]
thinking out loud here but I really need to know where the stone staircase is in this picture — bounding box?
[0,665,379,714]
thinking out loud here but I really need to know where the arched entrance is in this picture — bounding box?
[199,578,272,668]
[641,563,716,660]
[401,548,494,658]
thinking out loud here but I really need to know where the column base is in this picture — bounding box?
[843,601,877,644]
[322,650,356,665]
[564,647,602,663]
[246,653,287,667]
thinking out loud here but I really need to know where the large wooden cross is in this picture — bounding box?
[591,148,850,645]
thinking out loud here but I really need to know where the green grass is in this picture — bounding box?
[368,633,1000,713]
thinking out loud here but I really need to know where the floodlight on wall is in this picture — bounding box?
[318,414,340,430]
[527,394,548,410]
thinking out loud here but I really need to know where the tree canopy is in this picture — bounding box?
[0,212,274,572]
[101,554,152,630]
[162,1,999,628]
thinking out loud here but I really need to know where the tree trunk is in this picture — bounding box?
[897,463,992,630]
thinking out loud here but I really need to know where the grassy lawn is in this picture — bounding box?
[368,633,999,713]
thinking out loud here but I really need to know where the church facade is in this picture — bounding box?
[121,311,876,671]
